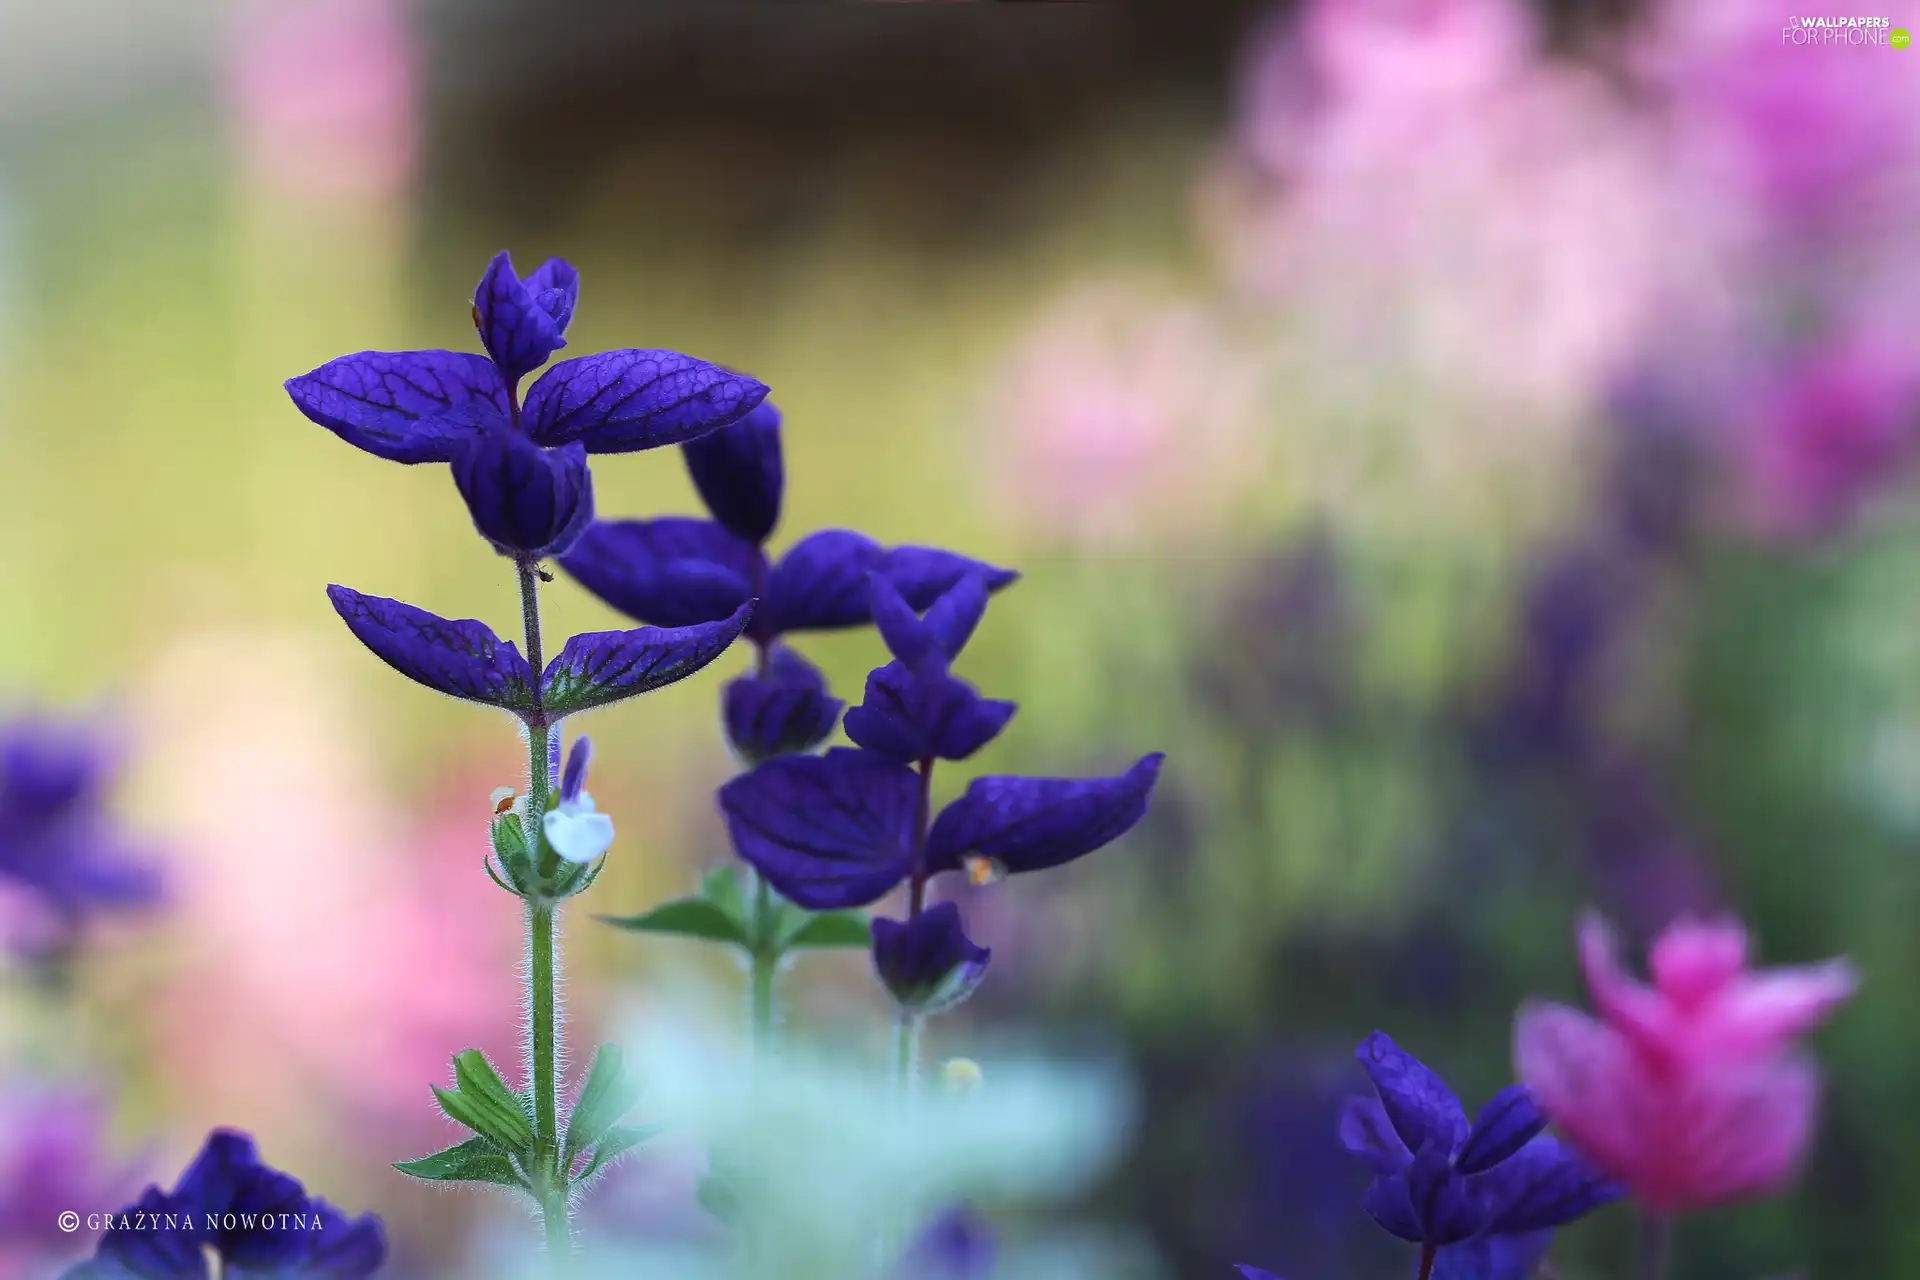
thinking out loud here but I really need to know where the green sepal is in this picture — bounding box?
[776,907,871,951]
[433,1050,534,1154]
[563,1043,643,1168]
[575,1123,661,1186]
[489,811,535,897]
[393,1136,527,1189]
[598,896,748,946]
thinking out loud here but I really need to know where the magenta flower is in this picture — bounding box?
[1514,914,1855,1213]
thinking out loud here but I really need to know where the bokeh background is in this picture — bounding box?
[0,0,1916,1274]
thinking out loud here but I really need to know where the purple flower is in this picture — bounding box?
[64,1129,385,1278]
[559,402,1016,644]
[722,645,843,763]
[0,718,162,958]
[870,902,991,1014]
[897,1205,995,1277]
[286,251,766,560]
[326,586,751,724]
[842,575,1017,764]
[1343,1032,1618,1264]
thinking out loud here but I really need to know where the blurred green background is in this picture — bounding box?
[1,0,1917,1275]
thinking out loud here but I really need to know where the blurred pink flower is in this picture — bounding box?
[139,633,521,1168]
[1205,0,1665,445]
[1515,914,1854,1213]
[225,0,420,203]
[0,1086,141,1276]
[1648,0,1920,251]
[991,281,1257,546]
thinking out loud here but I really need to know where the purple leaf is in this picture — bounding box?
[876,546,1018,608]
[684,400,784,544]
[285,350,507,464]
[717,747,919,910]
[766,530,885,633]
[1355,1032,1470,1160]
[541,603,753,716]
[558,518,760,628]
[521,350,769,454]
[924,753,1164,877]
[327,586,536,711]
[473,251,571,383]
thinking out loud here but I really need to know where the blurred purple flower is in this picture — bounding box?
[1736,332,1920,537]
[0,717,161,960]
[0,1089,140,1274]
[897,1205,995,1278]
[721,644,843,763]
[870,902,991,1015]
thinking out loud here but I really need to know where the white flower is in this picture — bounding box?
[543,792,613,864]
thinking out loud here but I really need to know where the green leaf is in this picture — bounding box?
[598,896,748,946]
[394,1136,527,1189]
[702,864,749,929]
[563,1043,642,1167]
[779,908,872,951]
[432,1050,534,1153]
[575,1123,661,1185]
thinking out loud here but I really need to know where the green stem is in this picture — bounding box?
[517,558,570,1259]
[893,1009,923,1098]
[1638,1211,1673,1280]
[750,876,777,1055]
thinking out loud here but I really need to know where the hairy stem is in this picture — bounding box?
[906,757,934,917]
[517,558,570,1258]
[1638,1211,1673,1280]
[893,1009,923,1098]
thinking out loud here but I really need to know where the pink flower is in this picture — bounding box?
[1515,914,1854,1213]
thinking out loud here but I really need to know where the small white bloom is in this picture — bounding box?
[543,793,614,864]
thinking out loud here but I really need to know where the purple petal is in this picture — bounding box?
[684,399,784,544]
[1354,1032,1469,1160]
[923,753,1163,877]
[1478,1135,1624,1236]
[1431,1234,1556,1280]
[541,603,753,717]
[1455,1084,1548,1176]
[766,530,885,633]
[876,546,1019,609]
[524,257,579,334]
[174,1129,266,1220]
[560,738,592,804]
[521,350,769,454]
[1235,1270,1285,1280]
[285,350,507,463]
[450,431,594,560]
[842,664,1016,763]
[717,747,918,910]
[327,586,536,711]
[473,251,567,383]
[304,1201,388,1276]
[559,518,759,628]
[87,1185,208,1278]
[1338,1095,1413,1175]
